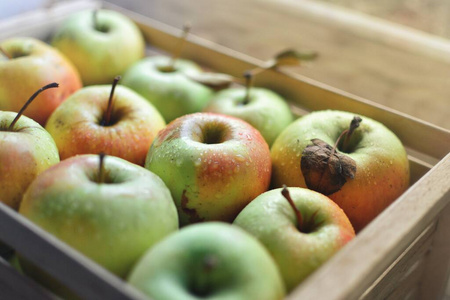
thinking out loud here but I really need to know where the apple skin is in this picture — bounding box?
[145,112,272,225]
[234,187,355,291]
[128,222,285,300]
[0,37,82,126]
[0,112,60,209]
[271,110,410,231]
[121,56,214,123]
[51,9,145,86]
[45,85,166,166]
[19,154,179,278]
[203,87,294,146]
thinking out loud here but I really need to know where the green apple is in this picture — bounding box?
[271,110,410,231]
[51,9,145,85]
[128,222,285,300]
[19,154,179,278]
[45,80,165,166]
[0,83,60,209]
[145,112,272,225]
[121,55,214,123]
[202,82,294,146]
[234,186,355,291]
[0,37,82,125]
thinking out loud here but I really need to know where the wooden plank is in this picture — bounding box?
[274,0,450,64]
[105,0,450,133]
[115,5,450,162]
[419,202,450,299]
[0,257,57,300]
[359,223,436,299]
[287,154,450,300]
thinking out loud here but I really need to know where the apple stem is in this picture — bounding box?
[0,47,11,60]
[281,185,304,232]
[93,10,98,29]
[168,23,191,71]
[101,75,121,126]
[98,152,106,184]
[242,71,253,105]
[193,255,217,297]
[332,116,362,154]
[7,82,59,131]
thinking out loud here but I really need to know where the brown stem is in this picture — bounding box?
[332,116,362,154]
[8,82,59,131]
[281,185,304,232]
[98,152,106,184]
[242,71,253,105]
[102,75,121,126]
[0,47,11,60]
[168,23,191,71]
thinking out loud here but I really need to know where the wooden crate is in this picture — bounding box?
[0,1,449,299]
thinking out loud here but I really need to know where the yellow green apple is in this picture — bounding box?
[19,154,179,278]
[203,85,293,146]
[128,222,285,300]
[271,110,410,231]
[51,9,145,85]
[121,55,214,123]
[0,83,60,209]
[234,186,355,291]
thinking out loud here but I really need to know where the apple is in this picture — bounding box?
[122,55,214,123]
[122,24,214,123]
[51,9,145,85]
[271,110,410,231]
[145,112,272,225]
[45,77,166,166]
[128,222,285,300]
[203,72,294,146]
[19,154,179,279]
[0,37,82,125]
[234,186,355,291]
[0,83,60,209]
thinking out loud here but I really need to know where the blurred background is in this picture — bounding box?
[1,0,449,131]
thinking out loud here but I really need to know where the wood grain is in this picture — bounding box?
[108,0,450,130]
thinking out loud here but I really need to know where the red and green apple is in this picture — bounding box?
[145,112,272,225]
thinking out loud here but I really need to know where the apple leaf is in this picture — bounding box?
[301,139,356,195]
[185,72,236,91]
[270,49,318,68]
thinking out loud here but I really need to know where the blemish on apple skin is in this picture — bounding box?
[180,189,203,224]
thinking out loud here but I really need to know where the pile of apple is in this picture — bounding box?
[0,8,410,300]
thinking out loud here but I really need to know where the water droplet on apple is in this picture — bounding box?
[194,158,202,166]
[234,165,240,173]
[236,154,245,162]
[176,158,183,166]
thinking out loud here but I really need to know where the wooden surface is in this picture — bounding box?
[107,0,450,130]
